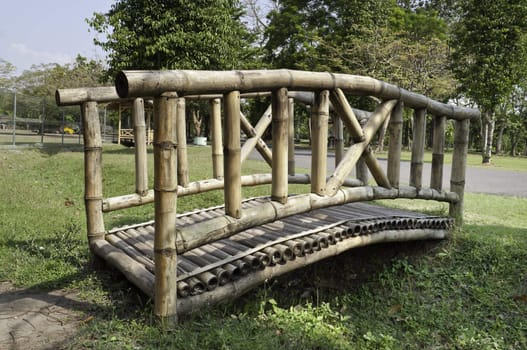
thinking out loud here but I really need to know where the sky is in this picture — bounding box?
[0,0,114,74]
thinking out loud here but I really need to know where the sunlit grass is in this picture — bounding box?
[1,144,526,349]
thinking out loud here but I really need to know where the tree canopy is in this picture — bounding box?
[88,0,257,78]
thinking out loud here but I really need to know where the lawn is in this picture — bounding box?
[0,144,526,349]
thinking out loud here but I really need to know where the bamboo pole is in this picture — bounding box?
[329,88,364,142]
[311,90,330,195]
[240,105,273,165]
[326,100,397,195]
[55,86,122,106]
[333,115,344,166]
[431,116,446,190]
[82,101,105,249]
[356,154,369,185]
[133,98,148,195]
[146,110,152,145]
[91,239,155,298]
[117,103,122,145]
[102,173,364,212]
[224,91,242,219]
[449,119,470,225]
[115,70,480,121]
[153,93,178,321]
[210,98,223,179]
[271,88,289,204]
[410,108,426,189]
[176,98,189,187]
[288,98,295,175]
[387,101,403,188]
[363,147,391,188]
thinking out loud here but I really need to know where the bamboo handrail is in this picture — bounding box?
[115,70,480,120]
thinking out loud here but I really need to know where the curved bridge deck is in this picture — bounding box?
[106,198,452,314]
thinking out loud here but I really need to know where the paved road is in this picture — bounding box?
[250,149,527,197]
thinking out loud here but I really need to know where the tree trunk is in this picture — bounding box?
[495,123,505,154]
[510,132,518,156]
[481,114,494,164]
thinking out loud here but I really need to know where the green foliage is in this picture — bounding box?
[264,1,454,100]
[450,0,527,113]
[88,0,257,78]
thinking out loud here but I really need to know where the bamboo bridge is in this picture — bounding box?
[56,69,480,321]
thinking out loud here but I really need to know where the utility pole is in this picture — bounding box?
[12,89,16,146]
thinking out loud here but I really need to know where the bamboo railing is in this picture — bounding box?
[56,69,479,322]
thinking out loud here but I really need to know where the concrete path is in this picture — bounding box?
[250,149,527,197]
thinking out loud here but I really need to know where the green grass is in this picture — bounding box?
[0,145,526,349]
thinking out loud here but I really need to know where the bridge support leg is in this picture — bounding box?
[82,101,105,250]
[153,93,179,323]
[449,119,470,226]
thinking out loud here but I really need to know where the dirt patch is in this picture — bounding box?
[0,282,88,350]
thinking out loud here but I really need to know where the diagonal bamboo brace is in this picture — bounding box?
[363,147,391,188]
[326,99,398,196]
[240,105,273,166]
[329,88,365,142]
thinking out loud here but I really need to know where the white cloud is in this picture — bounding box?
[9,42,74,67]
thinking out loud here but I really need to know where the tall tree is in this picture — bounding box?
[450,0,527,163]
[88,0,256,77]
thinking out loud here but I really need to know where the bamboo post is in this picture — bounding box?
[356,118,368,184]
[333,115,344,166]
[272,88,289,203]
[449,119,470,225]
[387,101,403,188]
[224,91,242,218]
[82,101,105,249]
[117,103,122,145]
[288,98,295,175]
[410,108,426,189]
[431,116,446,190]
[210,98,223,179]
[311,90,330,195]
[146,110,152,145]
[356,154,368,185]
[176,98,189,187]
[153,93,178,321]
[133,98,148,195]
